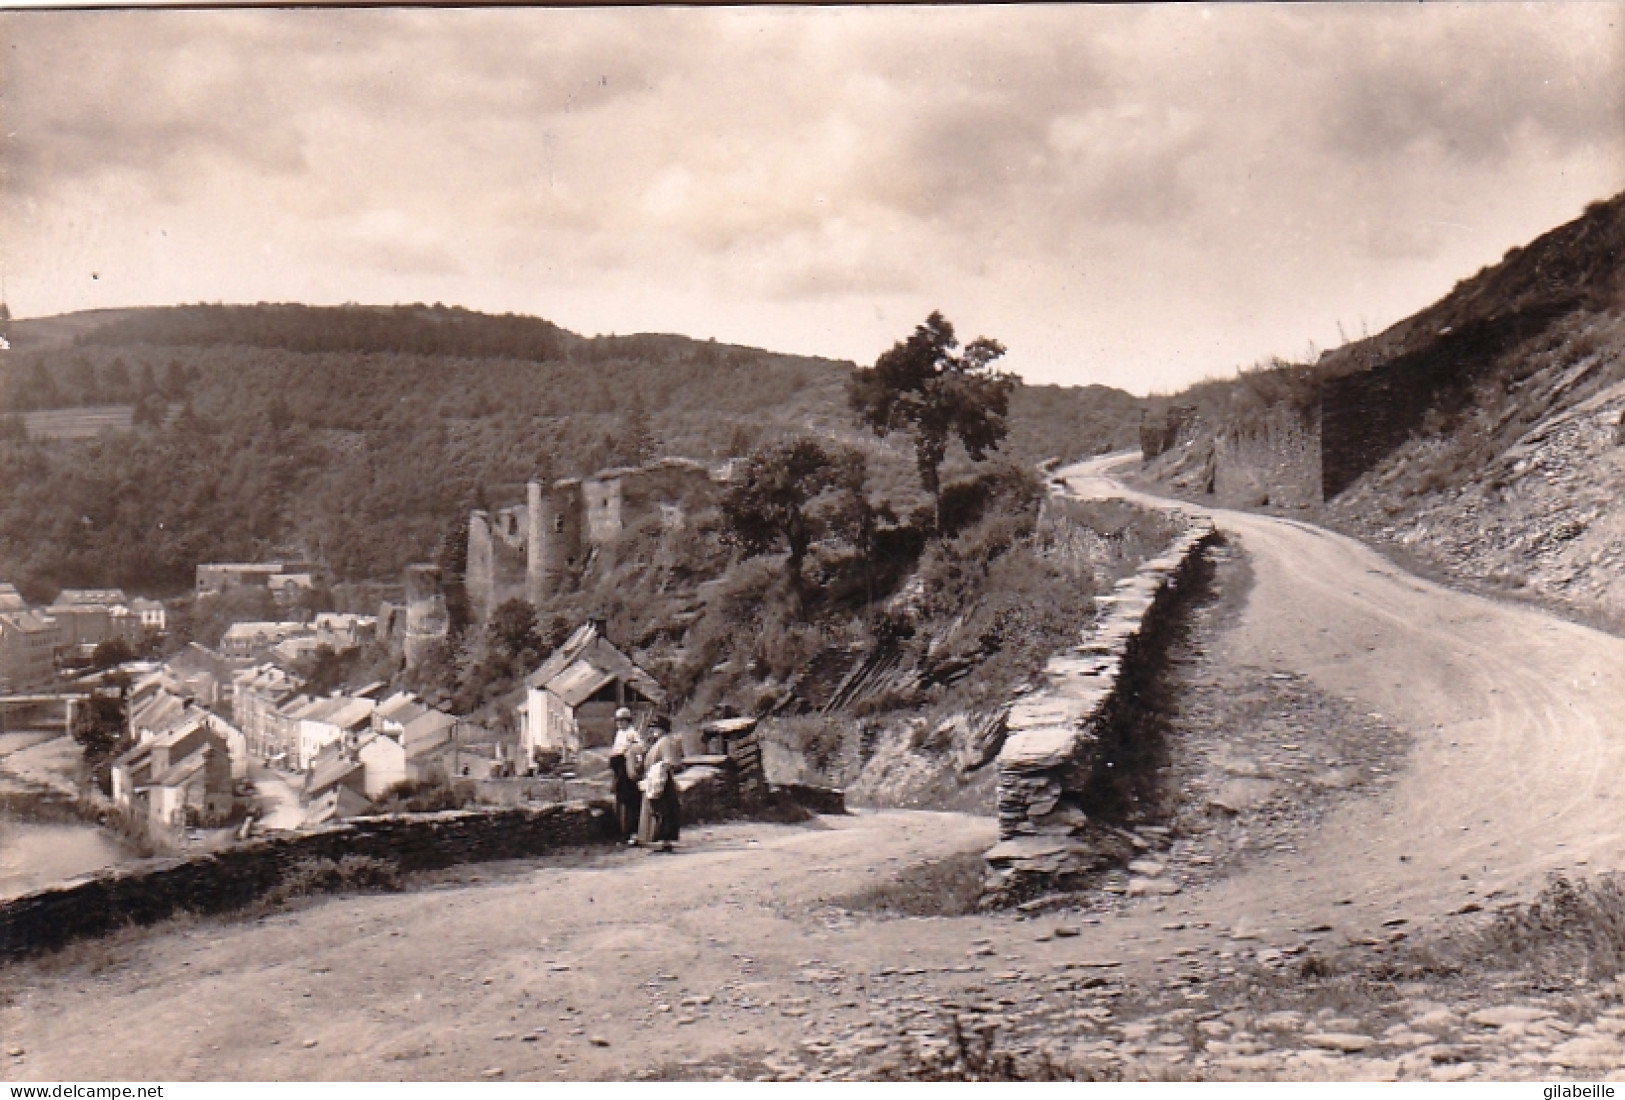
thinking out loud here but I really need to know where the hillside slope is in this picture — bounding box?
[1323,192,1625,623]
[0,304,1141,598]
[1142,190,1625,624]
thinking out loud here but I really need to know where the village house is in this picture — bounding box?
[232,663,301,761]
[126,676,248,780]
[0,583,27,613]
[47,588,144,652]
[195,561,314,599]
[220,621,314,660]
[313,612,375,651]
[111,712,238,829]
[130,597,167,634]
[296,693,376,771]
[355,691,458,797]
[0,608,59,691]
[159,642,243,712]
[521,620,664,763]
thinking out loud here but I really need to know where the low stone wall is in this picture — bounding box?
[985,512,1218,899]
[0,752,847,962]
[0,801,616,962]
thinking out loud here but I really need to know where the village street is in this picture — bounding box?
[4,457,1625,1080]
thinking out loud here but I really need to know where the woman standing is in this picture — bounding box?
[607,707,646,844]
[638,715,685,853]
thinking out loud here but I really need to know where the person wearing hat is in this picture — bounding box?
[637,714,686,852]
[608,706,646,844]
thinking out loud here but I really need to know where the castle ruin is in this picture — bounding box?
[466,457,725,624]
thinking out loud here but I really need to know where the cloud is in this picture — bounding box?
[1,5,1620,392]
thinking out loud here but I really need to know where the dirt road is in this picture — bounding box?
[1063,452,1625,939]
[4,455,1622,1081]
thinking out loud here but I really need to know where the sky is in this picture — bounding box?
[1,4,1622,394]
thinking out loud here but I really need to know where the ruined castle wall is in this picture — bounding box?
[467,506,530,624]
[986,513,1217,899]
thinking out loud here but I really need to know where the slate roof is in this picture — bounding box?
[524,622,665,706]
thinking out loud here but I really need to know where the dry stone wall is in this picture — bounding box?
[0,802,616,962]
[985,513,1217,899]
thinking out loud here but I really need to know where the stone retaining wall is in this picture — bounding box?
[985,511,1218,899]
[0,801,615,962]
[1,757,846,962]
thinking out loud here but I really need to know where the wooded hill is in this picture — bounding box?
[0,303,1142,600]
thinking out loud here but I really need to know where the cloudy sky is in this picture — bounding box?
[2,5,1621,393]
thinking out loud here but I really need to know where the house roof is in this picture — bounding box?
[374,691,423,725]
[524,622,665,706]
[277,694,322,721]
[0,609,57,636]
[525,622,600,690]
[131,690,192,738]
[307,753,363,797]
[51,588,129,609]
[0,583,26,613]
[222,621,310,645]
[151,746,211,788]
[112,741,154,776]
[547,658,619,709]
[324,697,376,731]
[305,783,373,825]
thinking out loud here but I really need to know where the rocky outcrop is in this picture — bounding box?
[984,515,1217,899]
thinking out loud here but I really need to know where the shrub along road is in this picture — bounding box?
[3,455,1623,1081]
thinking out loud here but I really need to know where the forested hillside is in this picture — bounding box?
[0,303,1141,600]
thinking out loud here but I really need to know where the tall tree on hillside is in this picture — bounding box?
[619,392,658,467]
[722,437,862,607]
[848,311,1018,529]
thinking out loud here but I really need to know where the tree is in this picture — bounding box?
[487,597,543,668]
[721,438,860,605]
[848,311,1018,529]
[618,392,659,467]
[90,636,135,670]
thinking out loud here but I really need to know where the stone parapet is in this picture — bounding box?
[0,802,616,962]
[985,511,1217,898]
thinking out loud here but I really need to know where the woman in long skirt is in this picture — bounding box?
[638,717,685,852]
[609,707,645,843]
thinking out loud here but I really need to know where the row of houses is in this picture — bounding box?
[195,561,316,601]
[0,583,166,691]
[218,612,375,661]
[110,674,246,831]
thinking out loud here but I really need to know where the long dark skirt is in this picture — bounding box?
[638,781,681,846]
[610,756,642,840]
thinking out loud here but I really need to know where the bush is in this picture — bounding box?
[373,777,477,814]
[1471,873,1625,980]
[258,855,402,909]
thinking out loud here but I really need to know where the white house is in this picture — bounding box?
[355,692,458,797]
[521,621,663,762]
[296,694,375,771]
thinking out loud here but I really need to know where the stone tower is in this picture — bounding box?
[527,478,584,604]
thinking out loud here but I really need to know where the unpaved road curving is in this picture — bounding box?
[3,454,1623,1081]
[1065,451,1625,937]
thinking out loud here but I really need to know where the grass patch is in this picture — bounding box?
[828,850,989,917]
[252,855,402,912]
[1464,873,1625,982]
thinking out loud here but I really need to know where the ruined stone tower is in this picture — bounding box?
[528,478,584,604]
[402,563,449,669]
